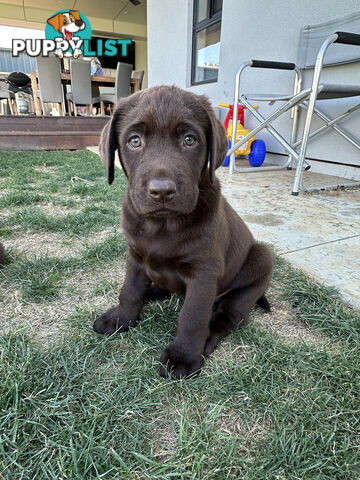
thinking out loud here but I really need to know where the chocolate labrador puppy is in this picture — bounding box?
[94,85,273,379]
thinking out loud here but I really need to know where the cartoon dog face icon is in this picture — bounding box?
[47,10,85,41]
[47,10,86,58]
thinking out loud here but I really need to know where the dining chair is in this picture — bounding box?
[0,81,17,115]
[36,55,65,115]
[131,70,144,90]
[99,62,133,113]
[67,59,100,116]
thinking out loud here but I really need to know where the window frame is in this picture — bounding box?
[191,0,222,86]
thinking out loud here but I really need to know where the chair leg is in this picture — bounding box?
[60,102,65,116]
[8,98,14,115]
[73,103,77,116]
[292,99,317,195]
[100,101,105,116]
[12,98,18,115]
[67,100,72,116]
[288,104,300,170]
[292,39,329,196]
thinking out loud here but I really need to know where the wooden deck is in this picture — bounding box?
[0,115,109,150]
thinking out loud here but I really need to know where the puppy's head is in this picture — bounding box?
[47,10,84,38]
[99,86,228,217]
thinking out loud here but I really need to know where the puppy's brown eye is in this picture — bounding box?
[184,135,196,146]
[128,136,142,148]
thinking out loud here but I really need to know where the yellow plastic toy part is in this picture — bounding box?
[218,103,258,155]
[226,123,255,155]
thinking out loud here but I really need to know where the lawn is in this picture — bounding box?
[0,150,359,480]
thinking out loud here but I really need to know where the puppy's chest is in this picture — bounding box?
[129,241,193,294]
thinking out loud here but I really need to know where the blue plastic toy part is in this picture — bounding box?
[249,139,266,167]
[222,139,231,166]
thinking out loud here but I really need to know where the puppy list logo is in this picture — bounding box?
[12,9,131,59]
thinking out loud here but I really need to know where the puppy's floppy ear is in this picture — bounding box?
[99,95,139,184]
[47,13,64,32]
[203,100,229,183]
[69,10,81,21]
[99,112,119,185]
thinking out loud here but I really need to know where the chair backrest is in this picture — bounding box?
[0,80,9,94]
[70,58,92,105]
[36,56,63,103]
[115,62,133,102]
[297,11,360,69]
[131,70,144,90]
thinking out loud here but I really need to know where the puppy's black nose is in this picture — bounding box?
[149,179,176,202]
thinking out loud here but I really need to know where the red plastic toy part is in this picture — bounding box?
[222,104,247,130]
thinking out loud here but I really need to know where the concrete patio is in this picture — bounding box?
[88,146,360,310]
[217,159,360,310]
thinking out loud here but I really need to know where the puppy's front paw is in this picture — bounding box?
[159,341,203,379]
[93,307,134,335]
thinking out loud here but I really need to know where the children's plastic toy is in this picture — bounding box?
[218,103,266,167]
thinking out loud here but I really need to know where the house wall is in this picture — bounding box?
[147,0,360,180]
[135,39,148,89]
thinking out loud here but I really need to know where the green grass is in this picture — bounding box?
[0,150,359,479]
[277,256,360,344]
[2,232,127,302]
[7,205,118,236]
[0,191,48,207]
[0,294,359,479]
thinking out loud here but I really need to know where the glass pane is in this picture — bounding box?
[212,0,223,14]
[195,0,208,23]
[193,22,221,83]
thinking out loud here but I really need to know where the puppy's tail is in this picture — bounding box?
[256,294,271,312]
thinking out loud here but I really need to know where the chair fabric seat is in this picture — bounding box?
[99,93,115,104]
[98,62,132,106]
[0,90,15,99]
[246,83,360,103]
[67,92,100,104]
[317,84,360,99]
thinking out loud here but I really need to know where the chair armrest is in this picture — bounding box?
[334,31,360,46]
[251,60,296,70]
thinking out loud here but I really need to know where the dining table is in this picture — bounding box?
[30,71,140,116]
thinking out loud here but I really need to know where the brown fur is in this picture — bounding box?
[94,86,273,379]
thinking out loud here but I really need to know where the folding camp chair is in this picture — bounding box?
[227,15,360,195]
